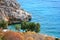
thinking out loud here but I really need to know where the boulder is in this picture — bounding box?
[0,0,31,24]
[3,31,24,40]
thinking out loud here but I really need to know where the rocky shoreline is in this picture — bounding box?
[0,0,31,24]
[0,30,60,40]
[0,0,60,40]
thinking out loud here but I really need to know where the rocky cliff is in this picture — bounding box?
[0,0,31,23]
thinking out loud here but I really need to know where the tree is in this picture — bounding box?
[0,20,8,29]
[21,21,40,33]
[27,22,36,31]
[35,23,40,33]
[28,22,40,33]
[21,21,28,31]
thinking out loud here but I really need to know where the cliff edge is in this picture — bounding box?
[0,0,31,23]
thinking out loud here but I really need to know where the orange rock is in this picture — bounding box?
[26,37,34,40]
[45,36,55,40]
[3,31,24,40]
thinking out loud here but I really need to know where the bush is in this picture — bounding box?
[0,20,8,29]
[35,23,40,33]
[15,24,21,32]
[21,21,28,31]
[21,21,40,33]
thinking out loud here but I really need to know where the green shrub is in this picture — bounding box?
[21,21,40,33]
[0,20,8,29]
[15,24,21,32]
[21,21,27,31]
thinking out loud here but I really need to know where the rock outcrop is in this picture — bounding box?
[3,31,24,40]
[0,0,31,24]
[0,31,56,40]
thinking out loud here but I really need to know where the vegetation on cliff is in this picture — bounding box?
[14,21,40,33]
[21,21,40,33]
[0,20,8,29]
[0,19,40,33]
[0,20,59,40]
[15,24,21,31]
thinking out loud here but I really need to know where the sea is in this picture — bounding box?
[8,0,60,38]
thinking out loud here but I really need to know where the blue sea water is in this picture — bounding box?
[8,0,60,38]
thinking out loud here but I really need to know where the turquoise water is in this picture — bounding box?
[9,0,60,38]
